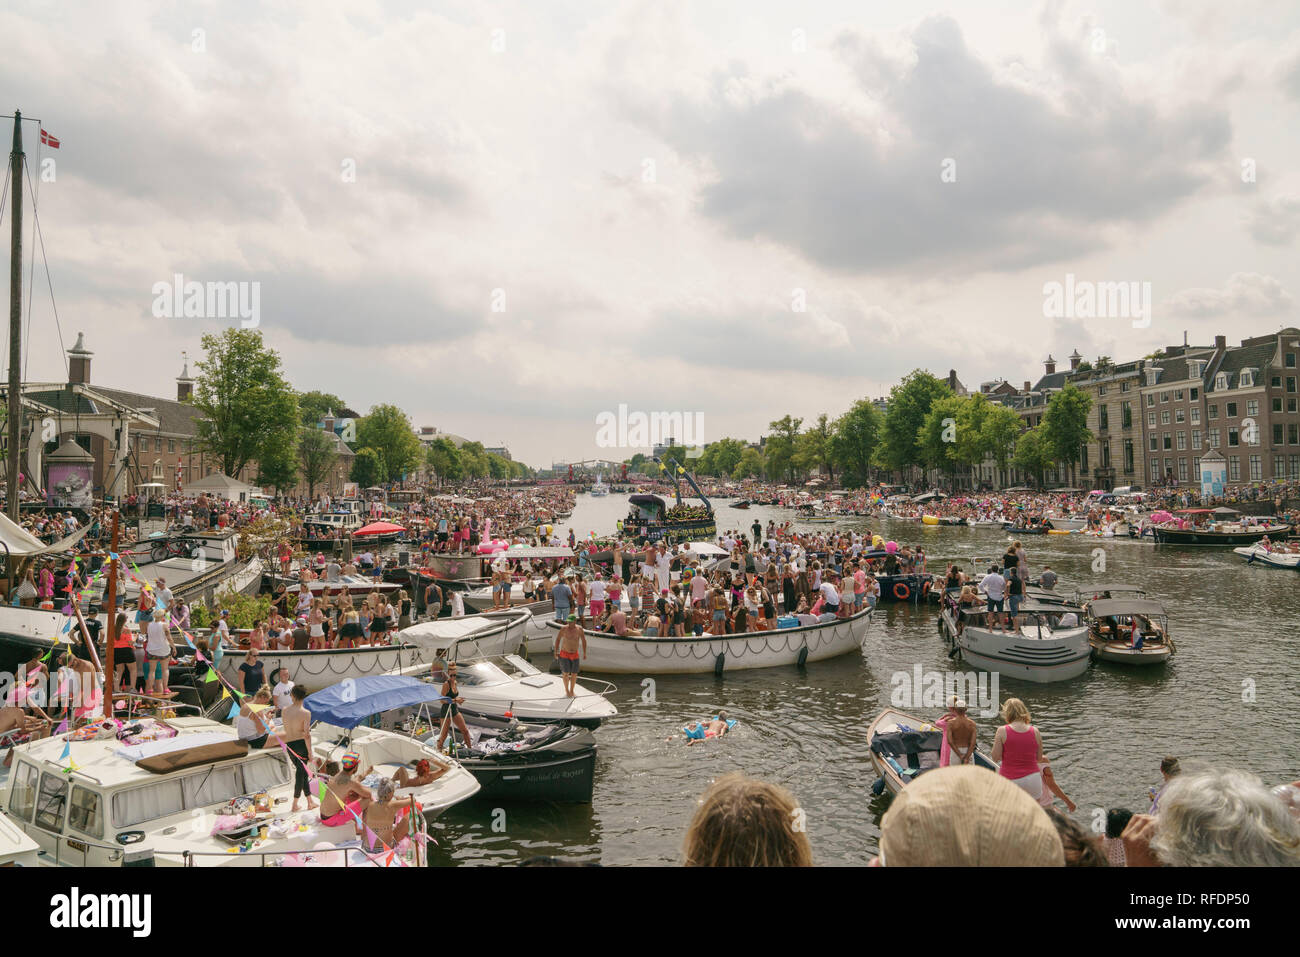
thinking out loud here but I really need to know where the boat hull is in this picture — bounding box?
[941,608,1091,684]
[544,609,871,674]
[1090,639,1173,665]
[1153,524,1291,546]
[1233,545,1300,569]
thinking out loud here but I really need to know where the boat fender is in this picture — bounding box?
[893,582,911,601]
[796,645,809,667]
[871,776,886,796]
[714,652,725,676]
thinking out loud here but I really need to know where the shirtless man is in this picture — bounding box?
[57,651,101,720]
[0,702,52,765]
[281,685,317,812]
[553,615,587,698]
[320,750,372,822]
[943,698,978,766]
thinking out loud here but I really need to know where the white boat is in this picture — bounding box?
[1233,543,1300,569]
[219,610,530,688]
[590,475,609,497]
[0,714,475,866]
[0,809,40,866]
[939,597,1091,684]
[1083,597,1175,666]
[1044,516,1088,531]
[542,608,872,675]
[389,654,617,727]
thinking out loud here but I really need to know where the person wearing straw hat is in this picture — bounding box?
[873,765,1064,866]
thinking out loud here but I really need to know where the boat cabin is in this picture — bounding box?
[953,601,1087,638]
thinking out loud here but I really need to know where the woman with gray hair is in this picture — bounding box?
[358,777,410,853]
[1124,768,1300,866]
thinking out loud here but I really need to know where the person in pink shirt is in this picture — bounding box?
[991,697,1047,800]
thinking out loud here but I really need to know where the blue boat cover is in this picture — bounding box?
[304,676,446,729]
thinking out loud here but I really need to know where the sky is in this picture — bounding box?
[4,0,1300,469]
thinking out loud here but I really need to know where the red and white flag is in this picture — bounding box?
[40,128,60,149]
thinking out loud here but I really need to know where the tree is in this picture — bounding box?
[794,413,835,481]
[299,427,338,498]
[255,428,299,498]
[766,415,804,483]
[828,400,883,487]
[697,438,747,477]
[425,438,462,484]
[355,405,421,482]
[350,447,385,488]
[191,330,299,477]
[1041,383,1094,485]
[917,396,968,485]
[879,371,952,477]
[733,447,765,480]
[459,441,490,479]
[1013,426,1053,488]
[297,390,347,428]
[981,404,1024,476]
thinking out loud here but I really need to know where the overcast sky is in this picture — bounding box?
[6,0,1300,468]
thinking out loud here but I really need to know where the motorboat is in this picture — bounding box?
[364,702,598,804]
[1233,542,1300,569]
[939,594,1091,684]
[388,654,617,728]
[1152,509,1291,545]
[867,708,998,796]
[590,475,609,497]
[1082,597,1175,665]
[543,607,872,675]
[0,712,473,866]
[0,810,40,866]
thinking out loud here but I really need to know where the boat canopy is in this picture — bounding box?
[1075,583,1147,596]
[501,545,576,559]
[1087,599,1168,619]
[0,511,90,559]
[629,493,666,510]
[305,676,446,729]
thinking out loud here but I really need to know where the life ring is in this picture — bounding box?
[893,582,911,601]
[921,579,931,596]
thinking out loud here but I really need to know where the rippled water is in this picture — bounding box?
[427,494,1300,866]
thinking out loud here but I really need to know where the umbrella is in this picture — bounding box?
[305,676,445,729]
[354,521,406,536]
[1149,510,1173,523]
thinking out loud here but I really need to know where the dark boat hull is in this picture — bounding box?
[1153,525,1291,546]
[460,744,598,803]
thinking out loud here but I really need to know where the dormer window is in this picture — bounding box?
[1215,373,1229,391]
[1144,368,1161,387]
[1189,360,1207,378]
[1239,369,1255,387]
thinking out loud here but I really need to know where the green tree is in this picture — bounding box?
[299,426,338,498]
[828,400,883,487]
[459,441,490,479]
[794,413,835,481]
[917,396,968,485]
[425,438,462,484]
[1012,426,1053,488]
[297,390,348,428]
[1041,383,1094,485]
[255,428,299,497]
[766,415,804,483]
[350,447,385,487]
[191,329,299,477]
[355,404,421,481]
[733,447,765,480]
[703,438,747,477]
[879,371,952,477]
[981,404,1024,475]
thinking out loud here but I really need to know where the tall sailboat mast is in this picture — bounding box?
[6,111,23,521]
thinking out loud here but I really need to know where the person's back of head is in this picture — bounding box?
[1045,808,1107,866]
[684,772,811,867]
[1106,808,1134,840]
[1151,768,1300,866]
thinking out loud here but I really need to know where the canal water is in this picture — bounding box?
[427,494,1299,866]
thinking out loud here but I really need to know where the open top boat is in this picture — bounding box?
[867,708,998,796]
[1233,541,1300,569]
[1083,597,1175,665]
[939,594,1091,684]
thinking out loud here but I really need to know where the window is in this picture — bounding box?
[69,786,103,839]
[1228,427,1240,447]
[1161,411,1171,425]
[1193,456,1200,477]
[1191,407,1200,424]
[1121,401,1132,428]
[1148,411,1157,428]
[1290,424,1299,445]
[34,772,69,831]
[1240,370,1254,387]
[7,762,39,822]
[1274,376,1284,388]
[1216,374,1229,391]
[168,439,176,453]
[1249,455,1262,481]
[1274,425,1284,446]
[1190,387,1199,400]
[1175,409,1185,423]
[1151,461,1161,481]
[1124,439,1134,472]
[1174,389,1184,401]
[1209,429,1221,448]
[1160,391,1170,403]
[1290,398,1298,413]
[1192,429,1201,449]
[1081,447,1089,472]
[1292,455,1300,479]
[113,780,184,829]
[1149,436,1158,452]
[1101,441,1111,469]
[1098,384,1108,396]
[1274,398,1284,413]
[1225,402,1237,417]
[1121,380,1130,392]
[1288,376,1297,394]
[1146,394,1155,407]
[1178,459,1188,482]
[1163,433,1172,450]
[1287,353,1296,368]
[1177,431,1187,451]
[1229,456,1240,481]
[1099,406,1109,430]
[154,437,163,452]
[1275,455,1286,479]
[1208,405,1218,419]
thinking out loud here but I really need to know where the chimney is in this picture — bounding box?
[67,332,93,385]
[1214,335,1226,350]
[948,369,958,390]
[1023,380,1031,393]
[323,409,335,433]
[1044,354,1056,376]
[176,360,195,402]
[1069,349,1082,371]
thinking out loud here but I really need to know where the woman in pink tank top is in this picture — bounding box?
[991,697,1045,800]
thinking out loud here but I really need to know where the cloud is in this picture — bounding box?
[1246,196,1300,245]
[1164,273,1295,318]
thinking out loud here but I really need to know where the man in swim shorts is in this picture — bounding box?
[553,614,587,698]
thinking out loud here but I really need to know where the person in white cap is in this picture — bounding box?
[943,698,977,766]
